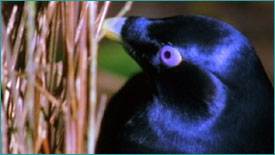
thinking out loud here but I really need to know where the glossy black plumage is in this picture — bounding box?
[96,15,274,153]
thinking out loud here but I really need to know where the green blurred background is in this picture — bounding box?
[98,39,141,78]
[98,1,273,96]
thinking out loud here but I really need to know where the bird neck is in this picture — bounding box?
[154,68,227,119]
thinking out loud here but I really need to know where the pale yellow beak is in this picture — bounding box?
[102,17,127,42]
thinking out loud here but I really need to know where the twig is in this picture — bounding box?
[34,78,41,153]
[75,2,88,154]
[116,1,133,17]
[74,2,89,44]
[87,1,98,154]
[63,2,75,154]
[42,136,50,154]
[48,4,59,93]
[46,1,58,23]
[11,9,25,71]
[23,2,37,153]
[1,105,8,154]
[95,94,108,141]
[63,104,72,154]
[96,1,111,37]
[1,16,12,111]
[6,5,17,36]
[65,1,77,118]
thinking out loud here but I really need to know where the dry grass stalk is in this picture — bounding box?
[1,1,133,154]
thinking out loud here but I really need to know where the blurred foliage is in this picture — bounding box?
[98,39,141,78]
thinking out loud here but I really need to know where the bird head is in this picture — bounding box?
[104,15,254,76]
[103,15,266,116]
[103,15,257,84]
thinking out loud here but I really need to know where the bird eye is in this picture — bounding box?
[160,45,182,67]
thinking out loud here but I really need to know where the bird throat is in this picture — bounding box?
[154,66,227,120]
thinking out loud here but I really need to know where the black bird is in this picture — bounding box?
[96,15,274,154]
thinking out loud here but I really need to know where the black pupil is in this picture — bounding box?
[164,51,171,59]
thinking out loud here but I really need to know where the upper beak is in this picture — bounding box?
[102,17,127,42]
